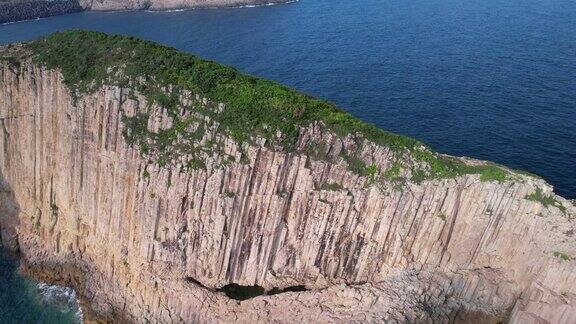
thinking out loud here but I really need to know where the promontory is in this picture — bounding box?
[0,31,574,323]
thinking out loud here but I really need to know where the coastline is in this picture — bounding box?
[0,0,83,25]
[19,263,105,323]
[0,0,295,25]
[0,247,82,323]
[144,0,298,12]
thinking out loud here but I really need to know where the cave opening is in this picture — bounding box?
[186,276,309,301]
[217,283,309,301]
[267,285,308,296]
[185,277,208,289]
[218,283,266,300]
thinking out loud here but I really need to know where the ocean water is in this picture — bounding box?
[0,247,81,323]
[0,0,575,320]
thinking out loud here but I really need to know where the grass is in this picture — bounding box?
[27,30,418,150]
[480,169,506,182]
[553,251,572,261]
[383,162,401,180]
[366,164,378,183]
[410,150,510,182]
[525,188,566,213]
[342,154,370,177]
[19,30,516,182]
[223,191,236,198]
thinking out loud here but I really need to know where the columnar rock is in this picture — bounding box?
[0,34,574,323]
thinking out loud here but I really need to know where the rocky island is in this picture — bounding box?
[0,0,289,24]
[0,31,574,323]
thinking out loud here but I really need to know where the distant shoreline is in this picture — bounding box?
[0,0,83,25]
[0,0,294,25]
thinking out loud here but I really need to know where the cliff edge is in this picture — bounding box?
[0,31,574,323]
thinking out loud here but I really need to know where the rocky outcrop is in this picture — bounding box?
[0,0,83,24]
[0,38,575,323]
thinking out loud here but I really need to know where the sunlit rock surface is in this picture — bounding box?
[0,44,574,323]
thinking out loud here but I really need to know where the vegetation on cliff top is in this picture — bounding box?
[525,188,566,213]
[22,30,511,182]
[553,251,572,261]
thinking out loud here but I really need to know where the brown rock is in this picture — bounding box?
[0,52,574,323]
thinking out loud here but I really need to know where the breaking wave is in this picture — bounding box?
[37,282,83,323]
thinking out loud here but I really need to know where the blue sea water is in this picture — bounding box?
[0,0,575,321]
[0,247,81,323]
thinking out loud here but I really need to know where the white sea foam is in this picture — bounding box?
[37,282,84,323]
[236,0,299,9]
[1,16,43,26]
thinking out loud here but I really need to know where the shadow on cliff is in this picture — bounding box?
[0,166,21,254]
[185,277,309,301]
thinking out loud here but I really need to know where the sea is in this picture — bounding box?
[0,0,574,321]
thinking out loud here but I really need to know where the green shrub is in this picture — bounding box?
[479,167,507,182]
[383,162,401,180]
[553,251,572,261]
[411,168,427,183]
[24,30,518,181]
[342,154,368,176]
[27,30,420,152]
[525,188,566,213]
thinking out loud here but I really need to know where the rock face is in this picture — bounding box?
[0,38,575,323]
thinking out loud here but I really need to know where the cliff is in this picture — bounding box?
[0,31,574,323]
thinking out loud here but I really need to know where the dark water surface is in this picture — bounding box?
[0,247,81,323]
[0,1,574,320]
